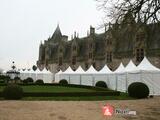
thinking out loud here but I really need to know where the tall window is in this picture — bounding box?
[90,43,93,49]
[106,40,112,45]
[59,57,62,66]
[106,52,112,62]
[136,33,145,42]
[73,46,76,51]
[72,56,76,65]
[136,49,144,62]
[59,49,63,53]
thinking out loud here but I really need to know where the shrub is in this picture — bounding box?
[95,81,107,88]
[35,79,44,84]
[128,82,149,99]
[14,77,20,80]
[0,75,10,83]
[3,84,23,100]
[23,77,34,84]
[59,79,68,85]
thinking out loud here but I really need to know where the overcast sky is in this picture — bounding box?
[0,0,105,71]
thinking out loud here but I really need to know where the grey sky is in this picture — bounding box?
[0,0,104,70]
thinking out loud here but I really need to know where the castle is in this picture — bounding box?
[37,13,160,78]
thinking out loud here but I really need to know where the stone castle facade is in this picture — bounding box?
[37,13,160,78]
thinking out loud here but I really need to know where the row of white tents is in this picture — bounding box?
[19,68,53,83]
[55,57,160,95]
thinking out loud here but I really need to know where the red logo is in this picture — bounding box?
[102,104,114,117]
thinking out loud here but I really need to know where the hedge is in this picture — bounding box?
[22,91,120,97]
[11,83,110,91]
[95,81,108,88]
[2,84,23,100]
[128,82,149,99]
[0,91,120,97]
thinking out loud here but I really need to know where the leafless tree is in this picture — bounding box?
[96,0,160,25]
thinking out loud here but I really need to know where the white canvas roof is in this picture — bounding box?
[99,65,113,74]
[42,68,52,74]
[28,69,36,74]
[114,63,125,74]
[137,57,160,72]
[35,68,42,74]
[85,65,98,74]
[125,60,139,73]
[75,66,85,74]
[63,66,75,74]
[21,69,29,73]
[56,70,63,75]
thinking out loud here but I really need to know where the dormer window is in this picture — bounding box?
[59,48,63,53]
[59,57,63,66]
[136,49,144,62]
[136,32,145,42]
[106,52,112,62]
[72,56,76,65]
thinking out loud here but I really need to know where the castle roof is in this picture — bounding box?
[51,24,62,43]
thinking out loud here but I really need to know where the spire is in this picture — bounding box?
[74,31,76,38]
[51,24,62,43]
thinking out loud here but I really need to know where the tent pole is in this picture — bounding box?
[92,74,94,86]
[116,74,117,91]
[69,75,70,84]
[80,75,81,85]
[126,73,128,93]
[152,73,154,95]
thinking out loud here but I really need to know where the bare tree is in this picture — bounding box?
[96,0,160,24]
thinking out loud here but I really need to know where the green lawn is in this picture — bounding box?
[0,85,96,93]
[0,85,133,100]
[22,93,133,101]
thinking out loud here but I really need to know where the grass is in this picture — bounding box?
[0,84,133,101]
[21,93,133,101]
[0,85,96,93]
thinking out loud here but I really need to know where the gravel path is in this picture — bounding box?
[0,97,160,120]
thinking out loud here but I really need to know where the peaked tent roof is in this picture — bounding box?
[56,70,63,75]
[28,69,36,74]
[42,68,52,74]
[35,68,42,74]
[99,65,113,74]
[85,65,98,74]
[137,57,160,72]
[124,60,139,73]
[63,66,75,74]
[114,63,125,74]
[75,66,85,74]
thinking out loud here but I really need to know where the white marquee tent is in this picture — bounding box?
[69,66,85,85]
[54,57,160,95]
[81,65,98,86]
[136,57,160,95]
[94,65,115,89]
[42,68,53,83]
[20,69,29,80]
[114,63,126,92]
[28,69,36,81]
[55,70,63,83]
[58,66,75,83]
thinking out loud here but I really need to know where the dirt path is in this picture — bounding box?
[0,97,160,120]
